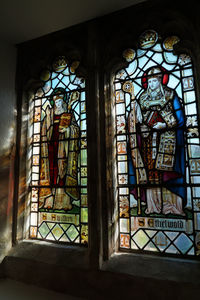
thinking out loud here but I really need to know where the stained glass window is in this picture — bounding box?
[27,56,88,245]
[115,30,200,256]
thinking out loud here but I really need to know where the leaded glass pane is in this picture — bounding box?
[28,56,88,245]
[115,30,200,256]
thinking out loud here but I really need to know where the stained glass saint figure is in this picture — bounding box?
[128,67,186,215]
[39,87,80,211]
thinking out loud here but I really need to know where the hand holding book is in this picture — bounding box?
[59,113,72,132]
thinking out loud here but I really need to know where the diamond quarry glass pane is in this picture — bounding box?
[133,230,149,248]
[51,224,65,240]
[67,225,79,241]
[174,233,193,254]
[153,232,171,252]
[115,30,199,256]
[28,56,88,245]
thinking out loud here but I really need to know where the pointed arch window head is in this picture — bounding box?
[115,30,200,256]
[27,56,88,245]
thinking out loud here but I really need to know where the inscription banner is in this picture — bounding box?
[131,217,193,234]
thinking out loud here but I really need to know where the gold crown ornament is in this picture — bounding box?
[123,48,136,62]
[53,56,68,72]
[70,61,80,73]
[139,30,158,49]
[163,36,180,51]
[40,69,51,81]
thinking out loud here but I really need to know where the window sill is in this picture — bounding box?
[2,243,200,298]
[4,240,89,270]
[101,252,200,284]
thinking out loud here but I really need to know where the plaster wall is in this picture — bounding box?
[0,40,16,261]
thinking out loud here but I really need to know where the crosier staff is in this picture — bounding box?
[122,81,142,215]
[68,91,80,111]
